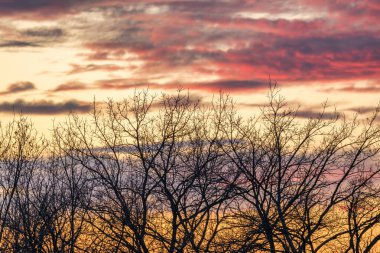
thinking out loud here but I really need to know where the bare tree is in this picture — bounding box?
[1,88,379,252]
[219,86,380,253]
[0,117,46,251]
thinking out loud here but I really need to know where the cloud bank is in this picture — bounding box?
[0,99,92,115]
[0,0,379,114]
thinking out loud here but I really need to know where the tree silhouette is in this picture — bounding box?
[0,87,379,252]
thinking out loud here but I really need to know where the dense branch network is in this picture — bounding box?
[0,88,379,252]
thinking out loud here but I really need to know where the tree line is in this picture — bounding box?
[0,88,379,252]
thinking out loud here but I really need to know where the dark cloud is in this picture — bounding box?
[0,99,92,115]
[200,80,267,91]
[0,40,39,47]
[153,79,269,93]
[94,79,267,93]
[275,34,380,55]
[0,82,36,95]
[294,110,339,120]
[0,0,52,11]
[0,27,65,49]
[346,106,379,114]
[22,27,64,38]
[150,93,204,109]
[0,0,98,18]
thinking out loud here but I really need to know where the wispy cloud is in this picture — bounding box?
[51,81,90,92]
[0,82,36,95]
[67,64,124,75]
[320,83,380,93]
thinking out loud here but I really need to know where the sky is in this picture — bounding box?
[0,0,380,131]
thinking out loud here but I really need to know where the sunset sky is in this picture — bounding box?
[0,0,380,131]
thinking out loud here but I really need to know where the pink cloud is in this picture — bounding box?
[2,0,379,95]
